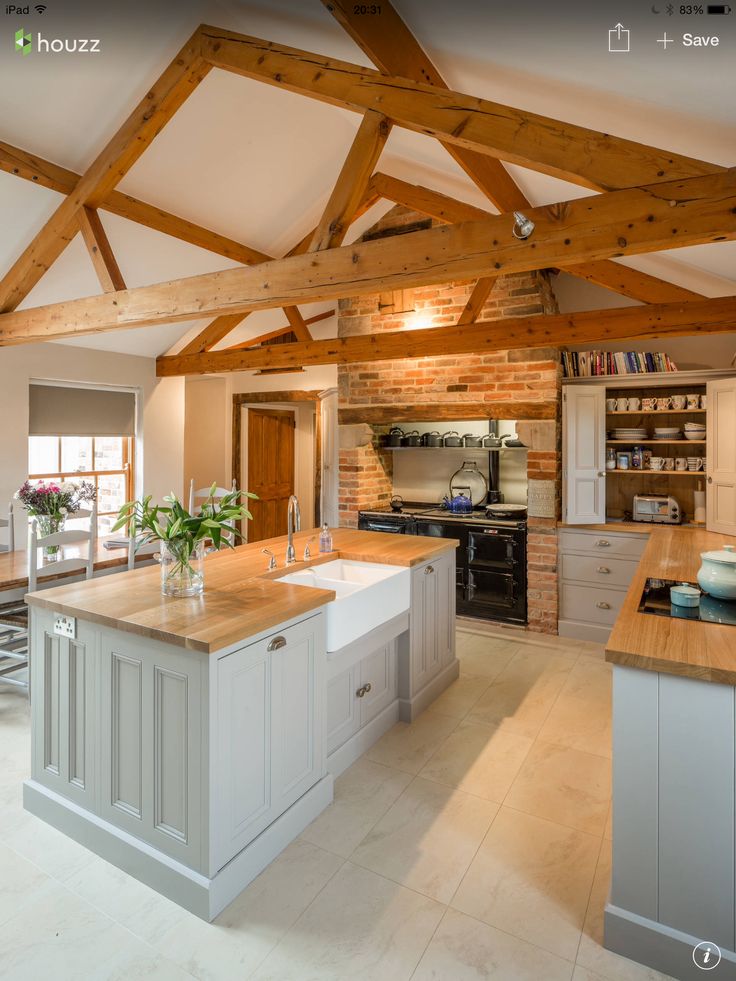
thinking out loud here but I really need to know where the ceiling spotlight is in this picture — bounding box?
[512,212,535,240]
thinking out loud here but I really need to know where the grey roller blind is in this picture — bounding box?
[29,385,136,436]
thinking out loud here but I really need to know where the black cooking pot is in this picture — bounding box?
[483,433,510,449]
[422,431,442,447]
[443,431,462,447]
[485,503,527,520]
[387,427,404,447]
[402,431,421,447]
[462,434,483,448]
[390,495,404,512]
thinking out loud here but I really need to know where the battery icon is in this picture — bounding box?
[707,4,731,11]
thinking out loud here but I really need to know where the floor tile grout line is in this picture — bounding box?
[406,904,452,981]
[573,829,611,971]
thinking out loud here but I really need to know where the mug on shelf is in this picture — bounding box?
[656,397,672,411]
[664,457,675,471]
[642,397,657,411]
[671,395,687,410]
[616,397,630,411]
[686,394,700,409]
[628,397,641,411]
[687,457,704,471]
[675,457,688,471]
[606,398,618,412]
[650,457,665,471]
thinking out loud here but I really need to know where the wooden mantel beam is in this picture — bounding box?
[201,25,720,192]
[1,168,732,347]
[155,295,736,377]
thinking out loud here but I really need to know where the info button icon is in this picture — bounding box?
[693,941,722,971]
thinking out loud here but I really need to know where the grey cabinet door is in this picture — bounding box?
[359,642,398,727]
[326,664,360,755]
[213,614,324,872]
[98,628,204,870]
[31,609,97,811]
[410,553,455,695]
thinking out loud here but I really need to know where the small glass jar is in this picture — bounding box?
[616,451,631,471]
[606,448,616,471]
[158,540,205,597]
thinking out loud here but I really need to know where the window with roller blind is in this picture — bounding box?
[27,384,137,535]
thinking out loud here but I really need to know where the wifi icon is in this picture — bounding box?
[35,3,47,11]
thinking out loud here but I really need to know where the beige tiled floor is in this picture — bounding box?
[0,624,675,981]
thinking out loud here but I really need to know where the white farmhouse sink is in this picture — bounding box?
[278,559,410,652]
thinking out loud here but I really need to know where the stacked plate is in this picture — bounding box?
[653,427,682,441]
[610,427,648,440]
[684,421,706,441]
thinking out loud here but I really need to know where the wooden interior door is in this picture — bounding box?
[247,408,296,542]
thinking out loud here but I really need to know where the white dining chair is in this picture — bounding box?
[126,535,159,571]
[188,479,237,514]
[28,504,97,593]
[0,501,15,553]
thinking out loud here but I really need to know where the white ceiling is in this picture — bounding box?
[0,0,733,359]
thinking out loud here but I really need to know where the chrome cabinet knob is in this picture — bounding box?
[356,683,372,698]
[267,635,287,652]
[424,565,435,575]
[595,540,611,547]
[596,601,611,610]
[597,567,611,574]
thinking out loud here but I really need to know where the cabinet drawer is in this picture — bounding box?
[559,583,626,626]
[559,529,648,559]
[560,553,640,588]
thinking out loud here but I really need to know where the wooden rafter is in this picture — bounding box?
[340,403,556,424]
[77,207,126,293]
[221,309,335,351]
[321,0,527,212]
[283,306,313,341]
[458,278,498,325]
[2,168,731,346]
[201,26,720,193]
[0,140,272,267]
[177,314,247,356]
[310,111,391,252]
[369,172,702,304]
[155,295,736,377]
[0,28,210,313]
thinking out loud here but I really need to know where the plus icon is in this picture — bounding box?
[657,32,674,49]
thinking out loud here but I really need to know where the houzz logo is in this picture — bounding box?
[13,25,100,54]
[14,26,30,54]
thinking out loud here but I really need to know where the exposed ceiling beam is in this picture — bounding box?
[321,0,526,211]
[339,403,557,424]
[177,314,247,356]
[2,169,732,345]
[0,28,210,313]
[370,172,702,303]
[155,295,736,377]
[458,278,498,325]
[77,207,126,293]
[201,25,720,192]
[309,111,391,251]
[220,309,335,351]
[283,305,313,341]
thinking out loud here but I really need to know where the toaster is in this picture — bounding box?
[632,494,682,524]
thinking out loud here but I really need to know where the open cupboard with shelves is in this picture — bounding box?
[562,372,736,534]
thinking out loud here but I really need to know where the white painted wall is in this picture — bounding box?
[0,343,185,548]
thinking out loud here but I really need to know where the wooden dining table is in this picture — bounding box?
[0,537,144,594]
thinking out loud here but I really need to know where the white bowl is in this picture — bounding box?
[684,431,705,440]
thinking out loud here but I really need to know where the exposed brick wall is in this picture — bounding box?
[337,207,562,633]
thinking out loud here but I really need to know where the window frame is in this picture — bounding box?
[28,435,135,533]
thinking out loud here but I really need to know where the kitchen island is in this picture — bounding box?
[22,528,458,921]
[605,526,736,979]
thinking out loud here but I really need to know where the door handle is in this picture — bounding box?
[595,540,611,547]
[267,635,287,652]
[597,567,611,574]
[596,601,611,610]
[356,683,372,698]
[424,565,434,575]
[707,476,713,484]
[597,471,606,477]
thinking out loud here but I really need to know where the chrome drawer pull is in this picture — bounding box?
[267,636,287,652]
[356,683,372,698]
[597,567,611,574]
[424,565,434,575]
[596,601,611,610]
[595,540,611,547]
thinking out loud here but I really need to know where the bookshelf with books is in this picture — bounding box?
[561,350,678,378]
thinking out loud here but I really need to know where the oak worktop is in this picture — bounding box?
[606,526,736,685]
[24,529,457,654]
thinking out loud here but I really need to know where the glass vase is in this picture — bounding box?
[37,513,66,560]
[159,540,205,597]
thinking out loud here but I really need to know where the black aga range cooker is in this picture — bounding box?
[358,504,527,625]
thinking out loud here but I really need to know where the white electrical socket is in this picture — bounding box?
[53,615,76,640]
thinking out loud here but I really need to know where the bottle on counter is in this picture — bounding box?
[606,447,616,471]
[319,523,333,553]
